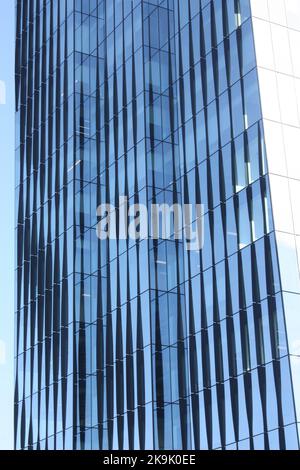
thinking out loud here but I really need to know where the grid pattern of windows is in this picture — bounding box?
[15,0,299,450]
[251,0,300,443]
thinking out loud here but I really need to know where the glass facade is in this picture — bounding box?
[15,0,300,450]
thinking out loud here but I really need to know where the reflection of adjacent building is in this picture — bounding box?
[15,0,300,450]
[251,0,300,444]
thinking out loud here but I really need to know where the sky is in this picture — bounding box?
[0,0,15,450]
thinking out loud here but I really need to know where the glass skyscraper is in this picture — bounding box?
[15,0,300,450]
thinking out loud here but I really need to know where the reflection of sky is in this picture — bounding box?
[0,0,14,450]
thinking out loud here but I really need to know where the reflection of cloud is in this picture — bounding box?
[0,340,6,365]
[0,80,6,105]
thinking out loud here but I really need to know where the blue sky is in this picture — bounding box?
[0,0,15,450]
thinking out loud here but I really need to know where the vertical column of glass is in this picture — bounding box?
[90,0,154,451]
[15,0,33,450]
[172,0,295,450]
[72,0,105,450]
[15,0,76,450]
[143,0,190,450]
[72,0,155,450]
